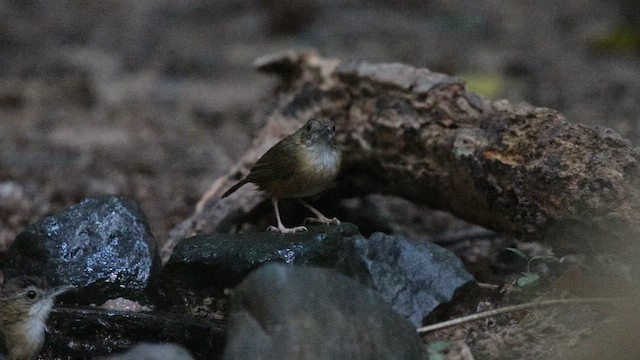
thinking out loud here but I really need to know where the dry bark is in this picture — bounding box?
[164,50,640,261]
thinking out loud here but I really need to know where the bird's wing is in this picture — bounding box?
[246,137,301,184]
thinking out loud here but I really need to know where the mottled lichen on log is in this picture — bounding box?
[165,50,640,259]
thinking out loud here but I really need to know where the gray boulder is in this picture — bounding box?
[339,233,474,326]
[224,263,427,360]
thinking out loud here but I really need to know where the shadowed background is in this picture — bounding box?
[0,0,638,253]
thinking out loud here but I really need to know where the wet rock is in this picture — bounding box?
[152,223,358,312]
[224,263,426,360]
[43,307,225,359]
[4,196,158,304]
[339,233,474,326]
[104,343,195,360]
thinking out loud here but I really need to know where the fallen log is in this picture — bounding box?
[164,50,640,261]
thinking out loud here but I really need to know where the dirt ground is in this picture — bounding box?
[0,1,638,359]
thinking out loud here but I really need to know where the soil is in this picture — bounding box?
[1,1,638,359]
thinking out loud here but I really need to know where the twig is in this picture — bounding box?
[431,228,498,244]
[417,297,625,334]
[476,282,500,290]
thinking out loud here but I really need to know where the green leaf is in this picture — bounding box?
[506,247,529,260]
[463,72,503,99]
[529,255,559,263]
[427,340,450,360]
[516,273,540,287]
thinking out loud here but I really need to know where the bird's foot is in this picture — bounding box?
[304,216,341,226]
[267,225,308,234]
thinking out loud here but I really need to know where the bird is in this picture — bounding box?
[222,118,342,234]
[0,276,75,360]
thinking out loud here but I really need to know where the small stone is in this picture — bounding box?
[100,297,150,312]
[224,263,426,360]
[4,195,158,303]
[105,343,195,360]
[339,233,474,326]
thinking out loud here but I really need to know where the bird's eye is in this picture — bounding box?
[26,290,37,300]
[306,123,312,132]
[331,126,336,132]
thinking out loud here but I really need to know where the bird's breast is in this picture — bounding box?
[289,144,341,197]
[304,143,341,177]
[261,144,341,199]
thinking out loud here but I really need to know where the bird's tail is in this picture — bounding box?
[221,178,249,198]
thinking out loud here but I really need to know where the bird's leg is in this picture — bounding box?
[267,198,308,234]
[300,199,340,225]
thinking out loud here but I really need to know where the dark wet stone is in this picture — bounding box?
[224,263,426,360]
[151,223,358,312]
[339,233,474,326]
[4,195,158,304]
[43,307,225,360]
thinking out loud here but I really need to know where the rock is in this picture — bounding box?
[151,223,358,312]
[100,297,149,312]
[104,343,195,360]
[43,307,225,359]
[224,263,426,360]
[339,233,474,326]
[4,196,158,303]
[168,222,359,285]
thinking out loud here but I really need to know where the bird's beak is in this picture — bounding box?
[46,284,76,299]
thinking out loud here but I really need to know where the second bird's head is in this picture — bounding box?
[0,276,75,327]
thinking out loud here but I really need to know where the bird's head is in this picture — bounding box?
[0,276,74,328]
[297,118,337,146]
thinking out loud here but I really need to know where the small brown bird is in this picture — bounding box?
[0,276,75,360]
[222,118,342,233]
